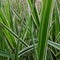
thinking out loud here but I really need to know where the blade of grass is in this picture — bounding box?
[27,0,39,29]
[38,0,54,60]
[0,22,29,47]
[31,17,38,60]
[48,40,60,50]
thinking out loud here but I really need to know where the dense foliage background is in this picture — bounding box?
[0,0,60,60]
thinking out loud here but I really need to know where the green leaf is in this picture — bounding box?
[0,22,29,47]
[38,0,53,60]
